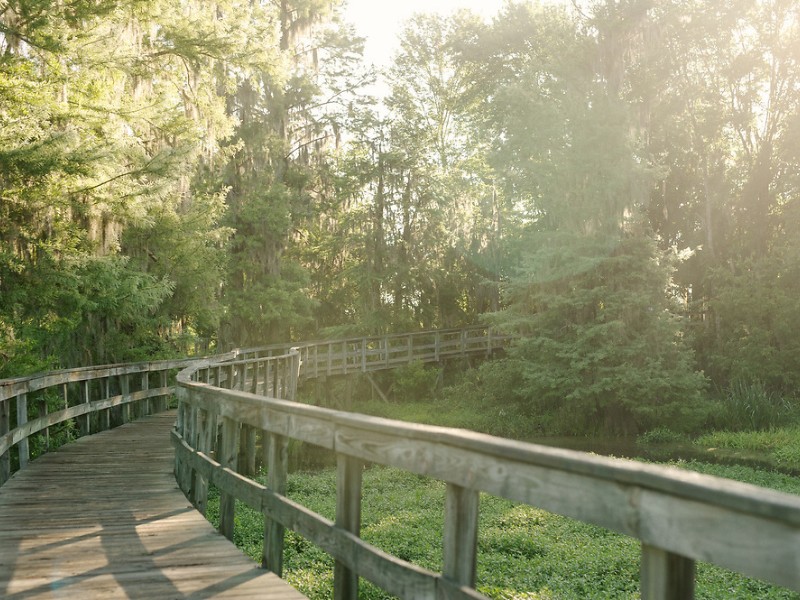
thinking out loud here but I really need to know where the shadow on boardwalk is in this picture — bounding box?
[0,412,305,599]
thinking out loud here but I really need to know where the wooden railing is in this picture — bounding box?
[293,327,505,380]
[0,340,307,488]
[173,328,800,600]
[0,356,213,486]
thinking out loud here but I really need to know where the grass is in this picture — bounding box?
[694,428,800,471]
[206,461,800,600]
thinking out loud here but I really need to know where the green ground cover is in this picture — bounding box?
[694,428,800,472]
[207,460,800,600]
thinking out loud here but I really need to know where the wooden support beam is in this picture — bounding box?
[443,484,480,588]
[81,380,90,436]
[365,373,389,403]
[263,432,288,575]
[16,393,29,469]
[193,408,217,515]
[218,416,240,541]
[0,400,9,485]
[334,454,363,600]
[641,544,695,600]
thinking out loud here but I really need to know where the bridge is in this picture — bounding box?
[1,327,799,599]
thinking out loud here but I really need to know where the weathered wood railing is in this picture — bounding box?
[173,328,800,600]
[0,357,208,486]
[294,327,504,380]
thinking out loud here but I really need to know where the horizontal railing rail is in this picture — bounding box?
[173,328,800,600]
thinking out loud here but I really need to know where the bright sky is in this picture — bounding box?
[343,0,507,68]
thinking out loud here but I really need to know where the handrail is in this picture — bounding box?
[0,352,245,485]
[173,328,800,600]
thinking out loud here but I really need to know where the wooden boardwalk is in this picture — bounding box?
[0,412,306,600]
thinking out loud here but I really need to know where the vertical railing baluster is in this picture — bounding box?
[251,361,260,394]
[193,407,217,515]
[361,339,367,372]
[159,370,169,412]
[640,545,695,600]
[333,454,363,600]
[443,484,480,588]
[141,372,150,416]
[121,373,130,424]
[262,431,288,575]
[102,377,111,431]
[80,380,90,436]
[16,392,29,469]
[0,399,9,484]
[218,416,240,541]
[37,394,49,451]
[175,398,186,490]
[289,350,300,401]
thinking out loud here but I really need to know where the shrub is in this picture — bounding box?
[709,379,798,431]
[636,427,688,446]
[391,360,440,402]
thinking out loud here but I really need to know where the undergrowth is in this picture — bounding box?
[206,462,800,600]
[694,428,800,470]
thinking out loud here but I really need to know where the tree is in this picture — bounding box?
[460,1,707,433]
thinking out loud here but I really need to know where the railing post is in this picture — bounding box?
[193,408,217,515]
[37,395,49,451]
[141,372,150,416]
[241,424,257,477]
[641,545,695,600]
[361,339,367,372]
[290,350,300,401]
[16,393,29,469]
[175,399,187,490]
[443,484,479,588]
[0,399,9,484]
[160,369,169,412]
[80,380,90,436]
[435,331,440,362]
[251,362,260,394]
[334,454,363,600]
[218,416,240,541]
[262,431,288,575]
[101,377,111,431]
[121,373,130,424]
[239,363,247,391]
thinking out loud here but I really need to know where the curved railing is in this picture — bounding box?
[0,346,284,486]
[0,357,190,486]
[173,327,800,600]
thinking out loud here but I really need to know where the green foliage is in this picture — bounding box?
[700,251,800,395]
[636,427,690,446]
[694,429,800,471]
[491,234,707,435]
[707,379,799,432]
[390,360,440,402]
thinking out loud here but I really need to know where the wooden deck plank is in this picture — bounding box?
[0,412,307,600]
